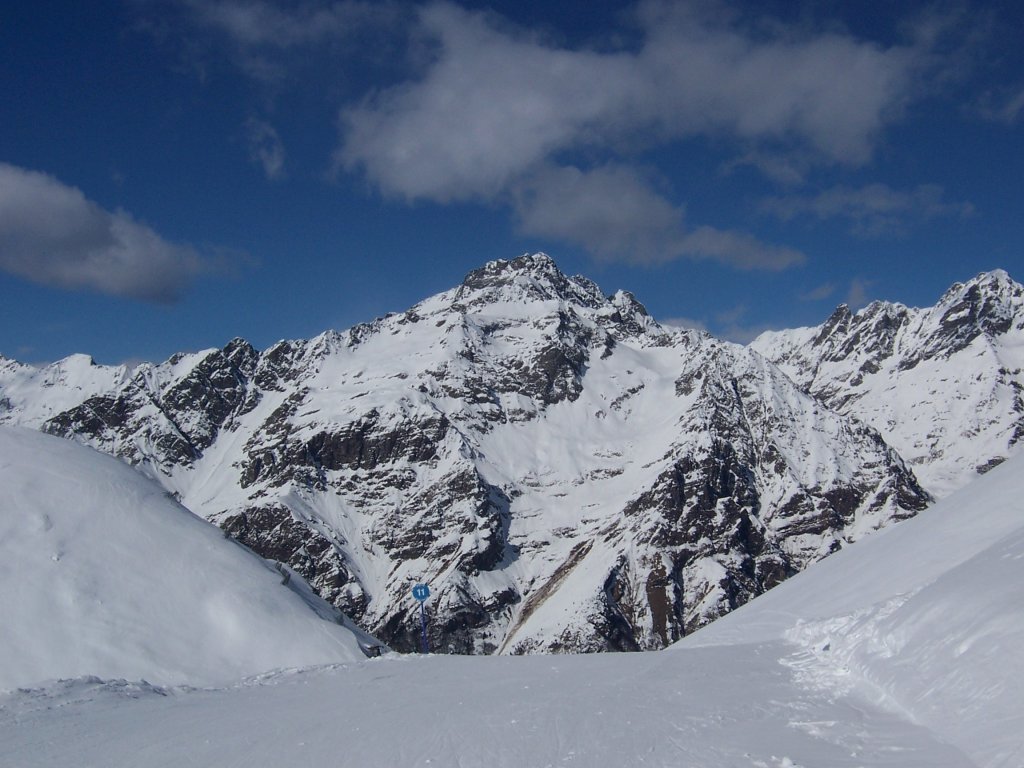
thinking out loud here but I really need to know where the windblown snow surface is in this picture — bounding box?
[0,427,371,691]
[2,431,1022,766]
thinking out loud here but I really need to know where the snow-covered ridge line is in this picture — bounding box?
[751,268,1024,496]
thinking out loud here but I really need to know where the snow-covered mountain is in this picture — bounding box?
[4,434,1022,767]
[0,427,376,691]
[0,353,129,427]
[0,255,929,655]
[751,269,1024,497]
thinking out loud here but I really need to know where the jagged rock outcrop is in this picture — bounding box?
[752,269,1024,496]
[1,253,933,653]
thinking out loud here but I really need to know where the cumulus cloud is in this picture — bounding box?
[334,0,939,267]
[0,163,208,302]
[246,118,286,179]
[760,183,974,236]
[339,2,928,194]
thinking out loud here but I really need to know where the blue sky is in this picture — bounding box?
[1,0,1022,364]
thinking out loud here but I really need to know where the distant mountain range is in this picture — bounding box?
[751,269,1024,497]
[3,254,1021,654]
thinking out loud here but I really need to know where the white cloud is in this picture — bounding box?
[509,164,804,269]
[0,163,208,302]
[338,5,634,203]
[333,1,939,267]
[760,183,974,236]
[246,118,286,179]
[339,1,928,201]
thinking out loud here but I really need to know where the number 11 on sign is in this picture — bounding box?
[412,584,430,653]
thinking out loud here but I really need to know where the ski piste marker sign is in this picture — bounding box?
[412,584,430,653]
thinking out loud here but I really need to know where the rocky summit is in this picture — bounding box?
[0,253,959,654]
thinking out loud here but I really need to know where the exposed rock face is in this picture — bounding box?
[751,269,1024,497]
[1,253,932,653]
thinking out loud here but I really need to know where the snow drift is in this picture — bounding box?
[0,427,374,691]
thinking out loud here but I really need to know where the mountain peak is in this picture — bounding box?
[0,251,960,658]
[461,253,560,287]
[457,253,604,309]
[938,268,1021,307]
[934,269,1023,339]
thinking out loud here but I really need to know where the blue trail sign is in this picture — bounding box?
[412,584,430,653]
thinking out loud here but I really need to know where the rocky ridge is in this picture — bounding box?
[751,269,1024,497]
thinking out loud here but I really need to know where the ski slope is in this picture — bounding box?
[2,436,1022,766]
[0,427,373,691]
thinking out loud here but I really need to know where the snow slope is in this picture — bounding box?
[0,427,375,691]
[3,437,1021,766]
[682,450,1024,767]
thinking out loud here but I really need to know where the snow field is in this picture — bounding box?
[0,427,370,691]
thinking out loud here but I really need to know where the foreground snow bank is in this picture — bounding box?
[0,649,975,768]
[0,427,371,690]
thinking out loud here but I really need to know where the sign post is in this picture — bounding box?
[412,583,430,654]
